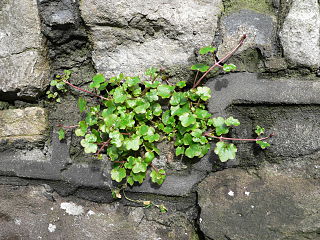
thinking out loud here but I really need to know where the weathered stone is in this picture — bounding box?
[0,0,50,99]
[0,185,198,240]
[217,10,277,62]
[198,166,320,240]
[80,0,223,79]
[280,0,320,67]
[0,107,48,142]
[205,73,320,166]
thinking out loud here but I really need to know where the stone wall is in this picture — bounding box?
[0,0,319,239]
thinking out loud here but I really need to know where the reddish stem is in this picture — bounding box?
[64,80,109,100]
[113,161,126,164]
[192,34,247,89]
[203,132,274,142]
[95,139,111,155]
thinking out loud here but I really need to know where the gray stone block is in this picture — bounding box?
[80,0,223,79]
[0,0,50,99]
[198,166,320,239]
[280,0,320,67]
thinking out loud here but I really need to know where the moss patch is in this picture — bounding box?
[223,0,274,15]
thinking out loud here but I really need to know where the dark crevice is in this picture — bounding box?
[194,192,207,240]
[36,0,96,85]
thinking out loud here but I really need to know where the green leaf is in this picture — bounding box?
[171,104,190,117]
[103,114,117,128]
[169,92,187,106]
[109,131,124,147]
[151,103,162,116]
[199,46,216,55]
[118,112,135,129]
[124,156,136,169]
[107,146,119,161]
[223,64,237,72]
[179,113,196,127]
[145,81,161,88]
[255,125,265,136]
[134,99,150,114]
[85,113,98,126]
[212,117,229,136]
[144,133,160,143]
[195,109,211,119]
[131,172,146,184]
[58,129,65,141]
[113,87,127,103]
[162,110,175,125]
[185,143,203,158]
[191,64,210,73]
[78,97,87,113]
[126,76,140,87]
[145,67,158,78]
[145,89,159,102]
[75,121,88,136]
[132,161,148,173]
[89,73,105,88]
[225,117,240,127]
[157,85,175,98]
[75,128,86,136]
[84,133,97,143]
[195,87,211,101]
[150,169,166,185]
[80,139,98,153]
[214,142,237,162]
[127,176,134,186]
[182,133,193,145]
[124,135,141,151]
[256,140,270,149]
[144,152,155,163]
[176,81,186,88]
[175,146,185,156]
[111,167,126,182]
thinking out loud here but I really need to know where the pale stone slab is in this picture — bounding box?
[0,107,48,142]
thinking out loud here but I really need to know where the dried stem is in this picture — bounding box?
[64,80,109,100]
[192,34,247,89]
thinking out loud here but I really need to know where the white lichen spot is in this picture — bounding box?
[50,207,54,211]
[14,219,21,225]
[228,190,235,197]
[48,224,56,233]
[244,191,250,196]
[87,210,95,216]
[199,218,203,223]
[251,205,255,209]
[60,202,84,216]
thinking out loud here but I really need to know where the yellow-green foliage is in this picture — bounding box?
[223,0,274,15]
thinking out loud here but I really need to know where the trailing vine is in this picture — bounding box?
[48,34,272,193]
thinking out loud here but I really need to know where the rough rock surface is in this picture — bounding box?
[218,9,277,59]
[198,166,320,240]
[0,185,198,240]
[280,0,320,67]
[80,0,223,79]
[0,0,49,99]
[0,107,48,142]
[205,73,320,166]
